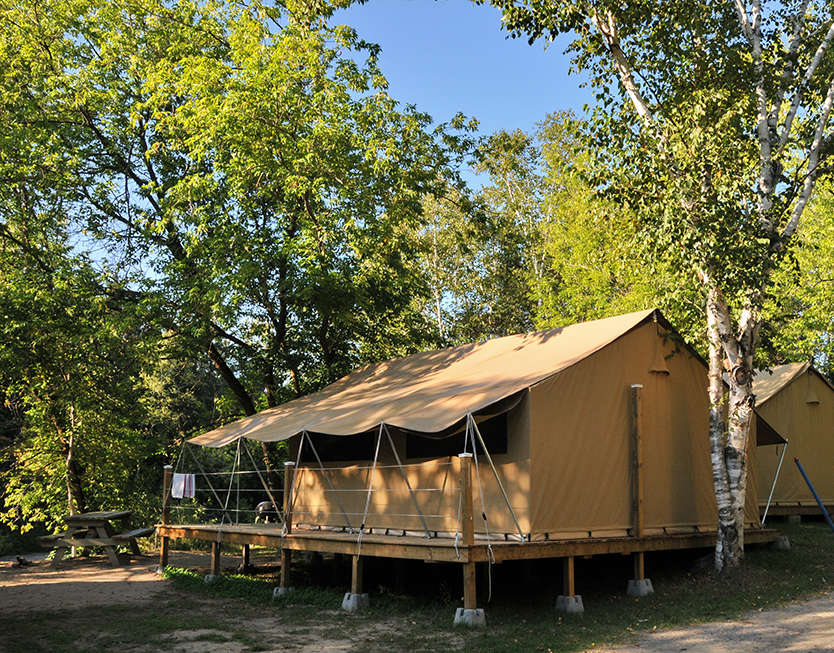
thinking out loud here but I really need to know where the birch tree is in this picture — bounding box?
[484,0,834,570]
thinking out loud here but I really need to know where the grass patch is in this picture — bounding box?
[0,601,269,653]
[163,565,346,609]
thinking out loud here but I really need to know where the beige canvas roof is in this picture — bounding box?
[190,309,659,448]
[754,362,811,405]
[752,361,834,506]
[754,362,834,406]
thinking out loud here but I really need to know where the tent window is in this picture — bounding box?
[301,432,376,463]
[406,413,508,460]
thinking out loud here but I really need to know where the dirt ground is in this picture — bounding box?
[592,592,834,652]
[0,549,398,653]
[0,549,221,614]
[2,550,834,652]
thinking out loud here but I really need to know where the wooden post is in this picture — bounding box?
[563,556,576,597]
[627,384,654,598]
[395,559,406,594]
[463,561,477,610]
[280,548,292,589]
[630,385,644,538]
[160,465,173,567]
[283,462,295,534]
[280,461,295,589]
[634,551,645,581]
[460,454,474,547]
[333,552,342,585]
[211,540,221,576]
[351,554,364,595]
[459,453,477,610]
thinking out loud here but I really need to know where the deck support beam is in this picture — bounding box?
[211,541,221,575]
[454,453,485,626]
[204,540,222,581]
[633,550,644,580]
[351,554,364,595]
[627,386,653,597]
[341,554,369,612]
[276,461,296,596]
[555,555,584,614]
[627,550,654,596]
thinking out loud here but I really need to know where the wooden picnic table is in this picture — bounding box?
[37,510,155,569]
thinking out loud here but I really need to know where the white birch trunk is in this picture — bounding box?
[705,281,759,570]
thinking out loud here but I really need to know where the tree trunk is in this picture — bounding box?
[208,342,257,416]
[61,406,87,516]
[705,282,758,571]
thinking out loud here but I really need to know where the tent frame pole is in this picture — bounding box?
[762,440,788,525]
[383,424,432,538]
[630,385,645,538]
[241,439,284,525]
[469,414,525,542]
[186,443,234,522]
[357,425,384,557]
[215,437,242,542]
[282,431,305,539]
[302,429,354,532]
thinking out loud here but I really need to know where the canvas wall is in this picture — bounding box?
[756,369,834,506]
[527,320,720,538]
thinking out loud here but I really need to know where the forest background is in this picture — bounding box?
[2,0,833,556]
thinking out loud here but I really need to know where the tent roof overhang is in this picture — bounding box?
[190,309,662,448]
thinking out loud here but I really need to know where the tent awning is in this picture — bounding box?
[756,413,786,446]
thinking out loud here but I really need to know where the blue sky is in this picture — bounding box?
[331,1,593,139]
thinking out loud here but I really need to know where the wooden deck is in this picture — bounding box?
[156,465,781,618]
[156,522,780,564]
[761,501,834,518]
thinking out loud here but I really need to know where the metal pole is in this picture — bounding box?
[242,439,283,524]
[470,415,525,541]
[794,457,834,532]
[762,441,788,525]
[383,424,431,538]
[302,429,354,531]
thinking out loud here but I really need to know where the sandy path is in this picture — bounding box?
[0,550,242,613]
[590,592,834,653]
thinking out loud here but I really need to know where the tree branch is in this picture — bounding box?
[768,0,811,148]
[781,76,834,243]
[207,342,256,416]
[775,20,834,158]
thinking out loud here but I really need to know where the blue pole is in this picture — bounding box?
[794,458,834,533]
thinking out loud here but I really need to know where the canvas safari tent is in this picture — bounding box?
[753,362,834,518]
[188,308,776,540]
[166,309,779,619]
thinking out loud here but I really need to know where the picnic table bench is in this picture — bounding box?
[37,510,155,569]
